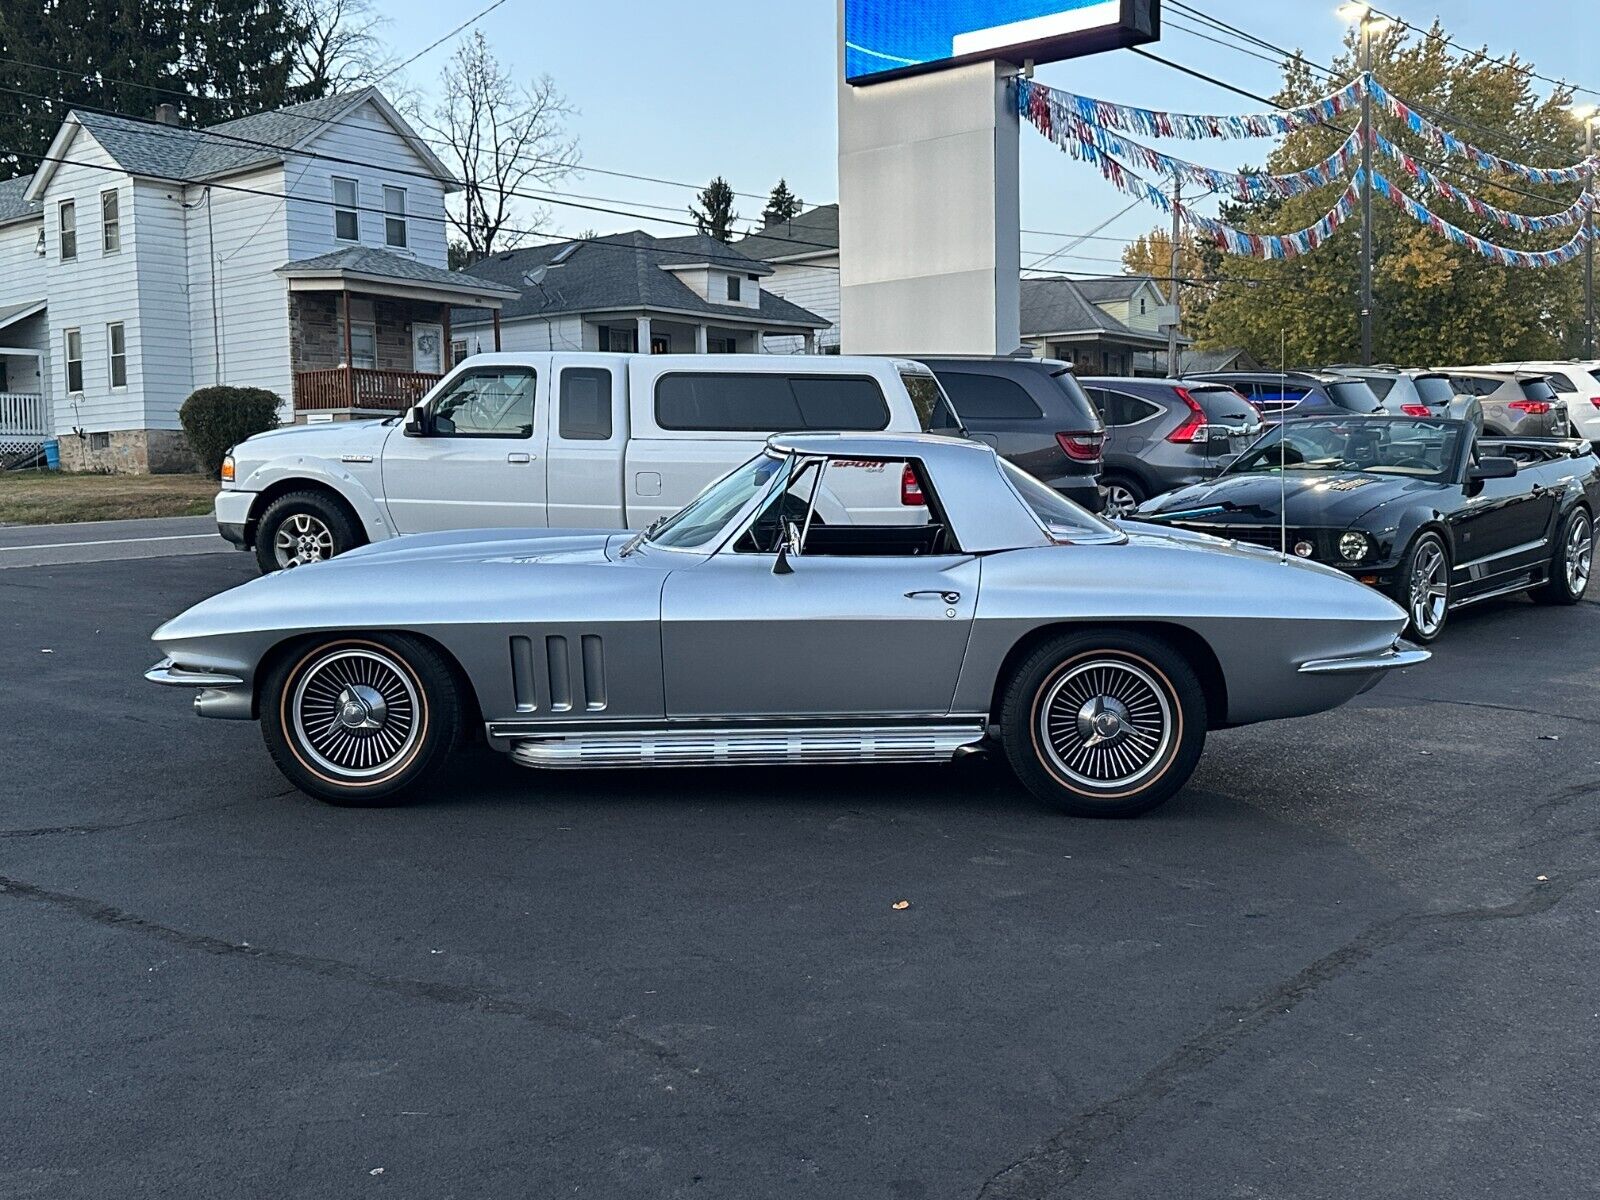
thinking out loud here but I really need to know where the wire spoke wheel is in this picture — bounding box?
[1036,658,1174,791]
[1565,510,1592,595]
[1408,541,1449,637]
[274,513,335,569]
[291,648,421,780]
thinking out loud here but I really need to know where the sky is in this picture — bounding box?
[378,0,1600,273]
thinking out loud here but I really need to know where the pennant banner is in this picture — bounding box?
[1187,175,1363,260]
[1018,78,1362,201]
[1373,130,1594,232]
[1016,75,1365,142]
[1366,75,1597,184]
[1370,170,1593,267]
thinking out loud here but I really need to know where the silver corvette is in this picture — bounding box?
[148,433,1427,817]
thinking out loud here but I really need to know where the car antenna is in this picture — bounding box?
[1278,328,1288,563]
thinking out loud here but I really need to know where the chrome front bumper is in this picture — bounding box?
[1297,640,1430,677]
[145,659,254,719]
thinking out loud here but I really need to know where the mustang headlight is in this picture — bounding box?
[1339,531,1371,562]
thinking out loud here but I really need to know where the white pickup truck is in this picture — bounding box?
[217,352,957,572]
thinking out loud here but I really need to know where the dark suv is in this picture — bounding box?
[918,357,1105,511]
[1078,378,1263,516]
[1186,370,1385,420]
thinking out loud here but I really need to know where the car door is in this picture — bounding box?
[381,363,549,534]
[1451,455,1556,584]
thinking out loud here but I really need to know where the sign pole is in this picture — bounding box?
[1166,172,1181,374]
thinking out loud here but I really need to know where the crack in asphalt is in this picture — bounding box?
[0,799,261,840]
[1376,692,1593,726]
[974,868,1599,1200]
[0,872,728,1099]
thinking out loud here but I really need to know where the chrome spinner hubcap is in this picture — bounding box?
[1409,542,1449,636]
[1039,659,1173,790]
[292,649,419,779]
[1566,513,1592,595]
[275,513,334,569]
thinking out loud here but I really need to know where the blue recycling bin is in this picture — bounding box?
[42,439,60,470]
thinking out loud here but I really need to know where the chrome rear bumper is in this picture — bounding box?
[1297,640,1430,676]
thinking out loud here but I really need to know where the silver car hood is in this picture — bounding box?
[334,528,625,566]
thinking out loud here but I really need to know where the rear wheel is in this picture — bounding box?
[254,490,363,574]
[1000,631,1206,818]
[1102,477,1146,519]
[1532,506,1592,605]
[1396,532,1451,643]
[261,634,461,806]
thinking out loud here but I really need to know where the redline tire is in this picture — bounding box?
[260,634,461,806]
[1000,630,1206,818]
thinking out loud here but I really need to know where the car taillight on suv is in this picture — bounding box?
[901,465,926,506]
[1399,403,1432,417]
[1166,388,1212,443]
[1055,431,1104,462]
[1509,399,1553,415]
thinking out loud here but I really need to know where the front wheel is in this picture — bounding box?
[1396,532,1451,643]
[999,631,1207,818]
[261,634,462,806]
[254,490,363,573]
[1532,506,1593,605]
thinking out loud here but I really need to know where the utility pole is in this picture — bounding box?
[1586,116,1595,359]
[1167,173,1182,375]
[1358,19,1374,366]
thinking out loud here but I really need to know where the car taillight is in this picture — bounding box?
[1588,397,1600,409]
[1399,403,1432,417]
[1166,388,1210,443]
[901,465,925,506]
[1055,431,1103,462]
[1509,399,1552,414]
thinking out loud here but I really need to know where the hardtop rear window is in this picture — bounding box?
[655,372,890,432]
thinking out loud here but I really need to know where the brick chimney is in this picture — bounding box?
[154,103,181,126]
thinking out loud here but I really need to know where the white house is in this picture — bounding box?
[733,205,842,354]
[0,89,516,473]
[450,230,828,359]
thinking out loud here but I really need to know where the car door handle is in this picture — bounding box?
[906,590,961,604]
[506,452,533,464]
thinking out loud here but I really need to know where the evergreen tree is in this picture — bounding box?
[690,176,739,243]
[761,178,802,227]
[178,0,300,124]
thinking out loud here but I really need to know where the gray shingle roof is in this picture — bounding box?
[67,89,411,185]
[455,232,828,328]
[0,174,41,225]
[1069,275,1159,304]
[733,204,840,262]
[1022,278,1166,345]
[279,246,518,298]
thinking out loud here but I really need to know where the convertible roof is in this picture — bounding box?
[765,432,1056,553]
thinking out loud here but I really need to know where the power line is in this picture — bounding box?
[370,0,511,86]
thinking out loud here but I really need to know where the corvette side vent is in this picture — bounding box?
[581,635,607,712]
[546,636,573,712]
[510,636,538,713]
[511,634,606,714]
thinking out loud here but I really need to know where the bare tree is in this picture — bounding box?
[419,32,579,264]
[287,0,397,98]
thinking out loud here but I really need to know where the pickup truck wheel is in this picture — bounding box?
[1532,506,1592,605]
[254,491,362,573]
[261,634,461,806]
[1000,631,1206,818]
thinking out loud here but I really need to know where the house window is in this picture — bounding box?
[452,338,469,363]
[107,322,127,388]
[59,201,76,260]
[333,177,359,241]
[726,275,741,302]
[336,318,378,369]
[101,190,121,253]
[602,327,638,353]
[707,336,737,354]
[383,186,407,248]
[1139,297,1147,315]
[64,328,83,392]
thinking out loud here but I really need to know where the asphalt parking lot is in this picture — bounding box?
[3,523,1598,1199]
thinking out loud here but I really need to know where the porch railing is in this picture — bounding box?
[293,368,442,413]
[0,392,49,438]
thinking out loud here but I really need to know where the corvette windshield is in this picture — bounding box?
[1230,417,1464,480]
[646,453,787,550]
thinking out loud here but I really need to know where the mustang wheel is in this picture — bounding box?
[261,634,461,805]
[254,490,363,574]
[1533,506,1593,606]
[1000,631,1206,818]
[1397,532,1451,642]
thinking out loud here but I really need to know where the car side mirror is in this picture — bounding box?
[773,520,801,575]
[1469,456,1518,482]
[402,405,429,437]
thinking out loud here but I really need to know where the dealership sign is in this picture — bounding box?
[845,0,1161,85]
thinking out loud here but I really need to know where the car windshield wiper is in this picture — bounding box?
[619,516,667,558]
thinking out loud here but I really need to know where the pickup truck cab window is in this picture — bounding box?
[431,367,537,438]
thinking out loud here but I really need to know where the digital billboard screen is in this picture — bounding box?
[845,0,1160,85]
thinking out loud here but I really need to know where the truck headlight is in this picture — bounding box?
[1339,531,1370,562]
[220,453,235,483]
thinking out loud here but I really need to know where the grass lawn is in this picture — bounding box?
[0,471,217,526]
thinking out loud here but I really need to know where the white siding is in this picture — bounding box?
[36,130,145,434]
[761,255,839,354]
[0,218,49,399]
[132,178,193,428]
[474,315,586,355]
[282,99,451,268]
[183,165,292,403]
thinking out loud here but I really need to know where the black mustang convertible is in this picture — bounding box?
[1134,416,1599,641]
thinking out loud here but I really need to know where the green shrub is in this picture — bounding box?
[179,386,281,475]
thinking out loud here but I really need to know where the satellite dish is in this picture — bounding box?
[521,265,549,289]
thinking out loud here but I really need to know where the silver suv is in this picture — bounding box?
[1436,369,1567,437]
[1326,367,1483,431]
